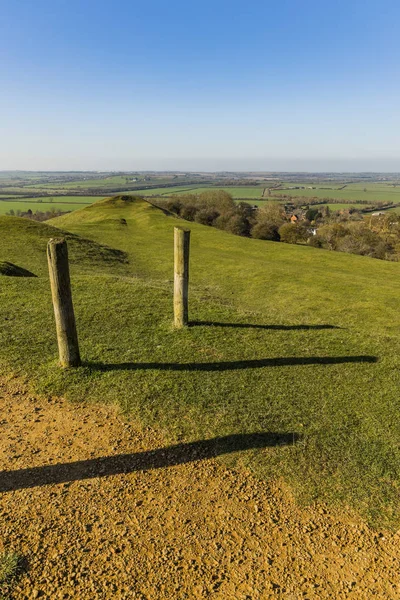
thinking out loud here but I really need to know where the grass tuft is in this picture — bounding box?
[0,550,24,591]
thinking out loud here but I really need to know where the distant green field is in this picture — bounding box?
[24,175,190,191]
[232,200,368,209]
[314,202,373,211]
[0,196,95,215]
[234,199,278,207]
[138,186,267,199]
[272,184,400,203]
[341,182,400,191]
[140,183,400,203]
[6,176,400,205]
[3,175,400,214]
[136,186,201,196]
[182,186,266,198]
[25,175,130,189]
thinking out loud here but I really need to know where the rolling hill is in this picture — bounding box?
[0,196,399,526]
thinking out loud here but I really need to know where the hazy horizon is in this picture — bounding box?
[2,158,400,174]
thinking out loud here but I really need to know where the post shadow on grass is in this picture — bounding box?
[87,355,378,373]
[189,321,340,331]
[0,432,301,493]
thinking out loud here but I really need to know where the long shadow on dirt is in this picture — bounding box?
[0,432,300,492]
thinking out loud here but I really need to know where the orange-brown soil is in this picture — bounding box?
[0,376,399,599]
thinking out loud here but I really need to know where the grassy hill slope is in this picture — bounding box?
[0,216,129,277]
[1,197,399,526]
[52,196,400,334]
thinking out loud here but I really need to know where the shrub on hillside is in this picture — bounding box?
[278,222,309,244]
[194,208,219,226]
[251,221,281,241]
[316,224,348,250]
[251,203,285,241]
[180,204,198,221]
[308,236,323,248]
[220,213,251,236]
[336,223,392,259]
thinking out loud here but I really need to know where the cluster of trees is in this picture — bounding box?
[163,191,255,236]
[158,191,400,261]
[308,221,395,259]
[6,208,70,221]
[161,192,313,241]
[256,207,400,260]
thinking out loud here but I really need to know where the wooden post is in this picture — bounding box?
[174,227,190,328]
[47,238,81,367]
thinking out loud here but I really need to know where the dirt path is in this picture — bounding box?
[0,376,399,599]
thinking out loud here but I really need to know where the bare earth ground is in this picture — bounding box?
[0,377,399,599]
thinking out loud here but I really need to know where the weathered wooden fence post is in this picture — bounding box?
[47,238,81,367]
[174,227,190,328]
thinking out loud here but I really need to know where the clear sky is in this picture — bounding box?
[1,0,400,172]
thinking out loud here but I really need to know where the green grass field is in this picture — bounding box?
[4,174,400,206]
[0,196,399,527]
[24,175,131,189]
[136,185,204,196]
[22,175,190,192]
[272,183,400,203]
[138,183,400,204]
[0,197,95,215]
[133,185,266,198]
[169,186,266,198]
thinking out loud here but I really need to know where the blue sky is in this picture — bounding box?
[1,0,400,171]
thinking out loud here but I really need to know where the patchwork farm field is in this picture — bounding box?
[0,172,196,198]
[137,185,204,196]
[272,182,400,203]
[30,175,191,190]
[2,172,400,210]
[0,197,95,215]
[136,182,400,207]
[138,185,266,198]
[313,202,377,211]
[26,175,138,190]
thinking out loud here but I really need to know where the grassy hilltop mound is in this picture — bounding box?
[1,196,400,526]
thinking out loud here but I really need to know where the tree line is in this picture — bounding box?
[156,191,400,261]
[6,208,70,221]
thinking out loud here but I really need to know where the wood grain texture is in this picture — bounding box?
[47,238,81,367]
[174,227,190,328]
